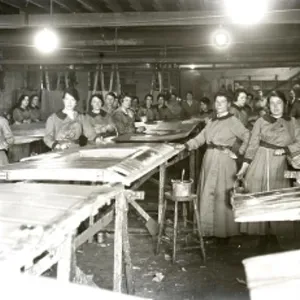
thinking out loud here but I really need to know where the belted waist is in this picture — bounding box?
[259,141,284,150]
[207,143,232,151]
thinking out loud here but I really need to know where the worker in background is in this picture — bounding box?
[44,88,101,151]
[181,91,199,119]
[198,97,213,123]
[29,94,42,122]
[12,94,31,124]
[289,85,300,119]
[131,96,141,121]
[157,93,173,121]
[0,114,14,165]
[85,93,116,138]
[230,89,248,127]
[167,92,183,120]
[102,92,116,116]
[138,94,159,122]
[112,94,145,135]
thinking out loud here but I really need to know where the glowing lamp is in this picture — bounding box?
[224,0,268,25]
[212,29,231,49]
[189,64,196,70]
[34,28,59,54]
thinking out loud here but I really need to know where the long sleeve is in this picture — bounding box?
[112,111,135,135]
[80,115,97,141]
[186,126,206,150]
[286,117,300,155]
[0,117,14,149]
[244,118,263,163]
[13,108,24,123]
[43,114,57,149]
[229,117,250,154]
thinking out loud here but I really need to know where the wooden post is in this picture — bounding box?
[65,72,69,88]
[56,72,61,90]
[45,67,50,91]
[109,65,114,92]
[57,233,76,282]
[113,192,125,292]
[93,65,99,93]
[116,65,121,95]
[189,150,196,193]
[122,200,135,294]
[158,163,166,224]
[100,64,105,92]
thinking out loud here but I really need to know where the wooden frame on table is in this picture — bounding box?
[0,183,143,294]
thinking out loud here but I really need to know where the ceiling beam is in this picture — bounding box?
[1,10,300,29]
[28,0,49,10]
[53,0,78,12]
[76,0,99,12]
[102,0,122,12]
[128,0,143,11]
[2,54,300,65]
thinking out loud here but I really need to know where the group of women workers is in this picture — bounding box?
[185,89,300,251]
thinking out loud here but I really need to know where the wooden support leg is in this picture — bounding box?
[158,164,166,224]
[57,233,76,282]
[88,215,94,243]
[192,197,206,262]
[113,192,125,293]
[172,201,179,264]
[122,201,135,295]
[189,150,196,192]
[156,199,167,255]
[183,203,187,228]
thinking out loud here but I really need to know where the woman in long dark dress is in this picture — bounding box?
[237,90,300,250]
[185,91,250,240]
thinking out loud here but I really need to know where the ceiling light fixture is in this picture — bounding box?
[212,28,231,49]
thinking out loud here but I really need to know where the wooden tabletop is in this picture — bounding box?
[0,182,123,268]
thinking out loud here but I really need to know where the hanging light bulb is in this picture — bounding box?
[224,0,269,25]
[34,28,59,54]
[212,28,231,49]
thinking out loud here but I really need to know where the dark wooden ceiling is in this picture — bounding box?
[0,0,300,68]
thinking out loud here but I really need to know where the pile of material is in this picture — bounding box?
[243,250,300,300]
[231,187,300,222]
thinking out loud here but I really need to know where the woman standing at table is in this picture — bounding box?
[112,94,145,135]
[157,94,173,121]
[0,115,14,165]
[12,94,31,124]
[85,93,116,137]
[185,91,250,241]
[237,90,300,250]
[139,94,159,122]
[44,88,100,151]
[29,94,42,122]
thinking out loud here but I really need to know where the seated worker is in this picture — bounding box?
[102,92,117,115]
[12,94,31,124]
[157,94,174,121]
[29,94,42,122]
[44,88,101,151]
[0,115,14,165]
[198,97,213,123]
[112,94,145,135]
[181,91,199,119]
[138,94,159,122]
[167,92,183,120]
[85,93,116,137]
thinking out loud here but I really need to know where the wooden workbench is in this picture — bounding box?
[0,182,139,293]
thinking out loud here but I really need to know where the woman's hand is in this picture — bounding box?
[236,162,249,179]
[60,143,70,150]
[95,136,104,145]
[136,126,145,133]
[274,149,285,156]
[174,143,186,151]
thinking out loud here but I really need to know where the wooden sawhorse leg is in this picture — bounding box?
[158,163,167,224]
[113,191,135,294]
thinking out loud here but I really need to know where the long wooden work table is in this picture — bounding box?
[0,118,203,294]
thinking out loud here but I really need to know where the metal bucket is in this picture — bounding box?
[171,179,193,197]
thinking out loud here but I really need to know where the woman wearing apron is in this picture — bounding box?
[44,88,100,151]
[237,90,300,251]
[185,91,250,242]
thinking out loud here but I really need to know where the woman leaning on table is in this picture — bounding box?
[237,90,300,251]
[44,88,101,151]
[184,91,250,242]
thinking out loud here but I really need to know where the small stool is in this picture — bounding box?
[156,192,206,263]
